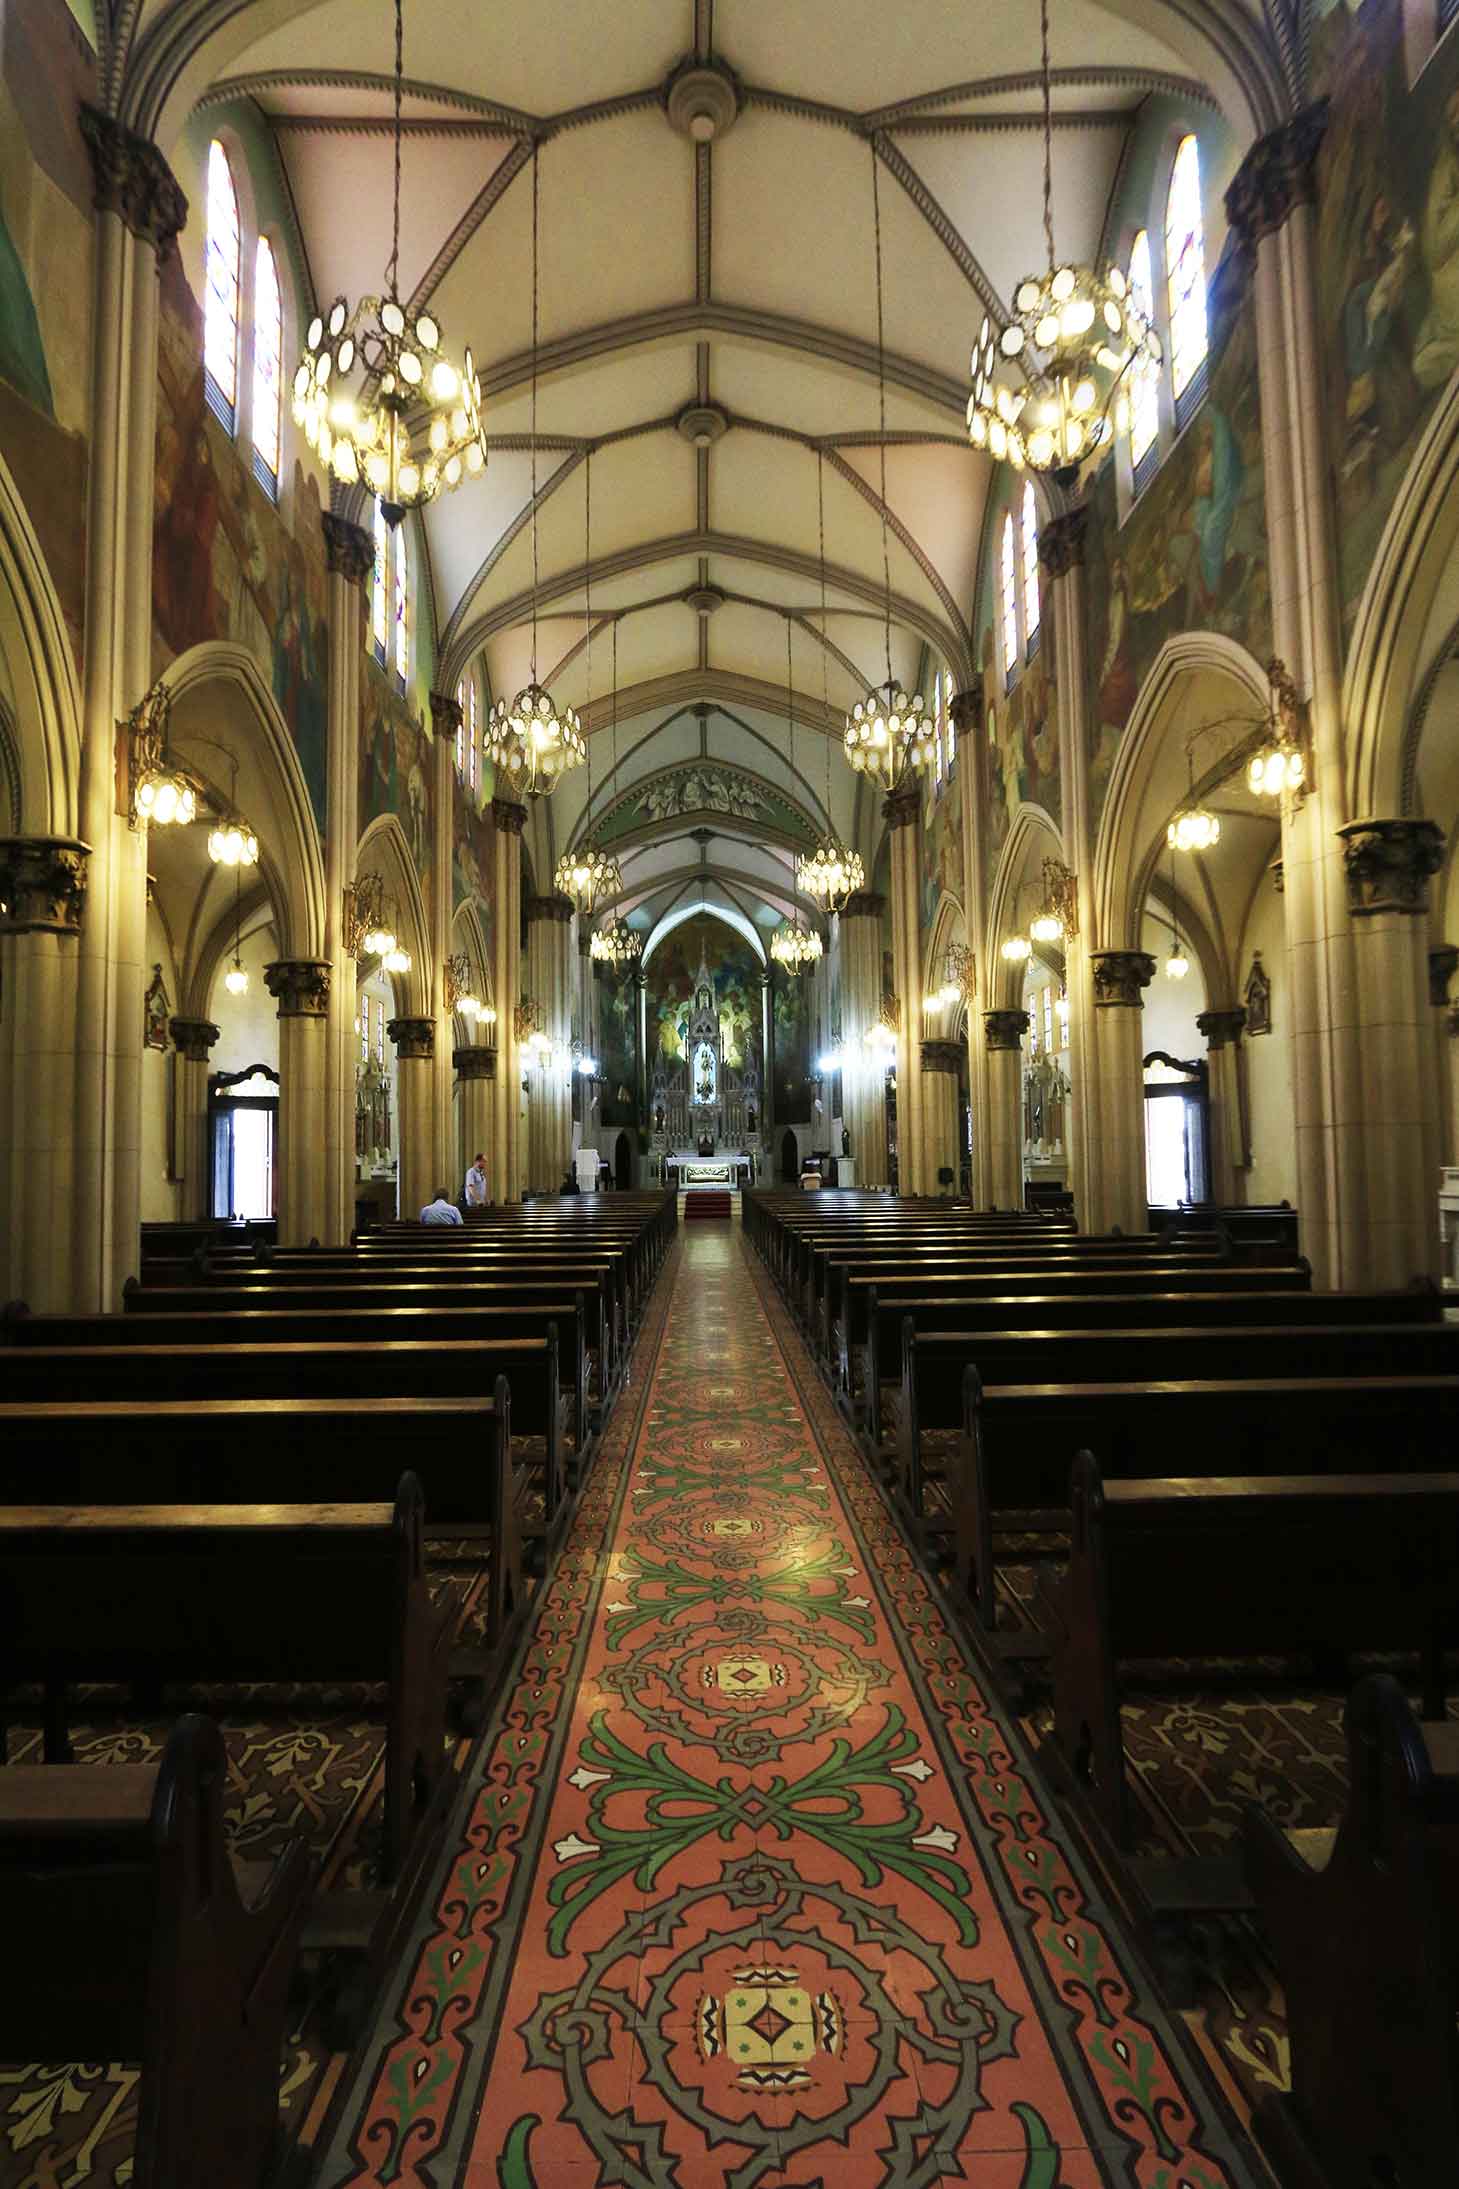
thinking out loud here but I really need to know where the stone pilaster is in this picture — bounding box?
[950,686,991,1211]
[322,512,371,1244]
[454,1044,496,1203]
[1041,507,1094,1236]
[526,894,574,1192]
[836,892,888,1188]
[263,960,331,1245]
[1197,1006,1248,1208]
[884,782,924,1195]
[429,689,463,1213]
[169,1017,220,1221]
[491,797,526,1200]
[983,1010,1028,1212]
[0,839,90,1308]
[387,1015,436,1220]
[1086,950,1154,1236]
[920,1038,962,1195]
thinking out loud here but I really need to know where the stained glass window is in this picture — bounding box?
[359,999,369,1066]
[204,140,241,431]
[1127,229,1160,477]
[468,677,479,791]
[251,235,282,490]
[999,513,1018,683]
[371,502,388,662]
[1021,482,1041,658]
[1165,135,1209,411]
[375,997,384,1067]
[393,523,409,683]
[455,679,466,777]
[945,670,957,769]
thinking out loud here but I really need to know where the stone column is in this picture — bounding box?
[388,1015,436,1220]
[920,1038,963,1196]
[490,798,525,1201]
[168,1014,220,1221]
[838,890,889,1187]
[0,838,89,1308]
[322,513,372,1243]
[74,113,187,1308]
[454,1044,496,1204]
[884,782,925,1195]
[1041,510,1093,1231]
[526,893,574,1191]
[1430,946,1459,1167]
[951,688,990,1207]
[1336,820,1445,1286]
[1086,950,1155,1236]
[760,970,774,1133]
[429,689,462,1197]
[263,959,331,1245]
[983,1009,1029,1212]
[1196,1007,1248,1210]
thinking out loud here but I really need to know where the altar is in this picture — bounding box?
[665,1150,754,1188]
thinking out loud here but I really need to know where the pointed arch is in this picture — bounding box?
[0,447,82,837]
[356,813,433,1018]
[987,802,1067,1007]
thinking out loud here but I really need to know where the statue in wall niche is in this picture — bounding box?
[1024,1055,1068,1155]
[144,965,170,1051]
[1245,952,1272,1036]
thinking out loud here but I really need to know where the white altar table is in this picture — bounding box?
[664,1150,754,1188]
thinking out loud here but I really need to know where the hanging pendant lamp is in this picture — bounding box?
[842,144,931,793]
[798,449,866,913]
[488,146,586,797]
[291,0,485,518]
[590,621,641,966]
[772,618,824,972]
[555,452,624,911]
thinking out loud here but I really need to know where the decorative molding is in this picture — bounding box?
[387,1015,435,1060]
[491,796,528,836]
[884,783,921,832]
[1037,507,1089,579]
[170,1016,220,1062]
[921,1037,964,1073]
[983,1009,1029,1052]
[1223,99,1329,252]
[453,1044,497,1080]
[840,890,886,921]
[1196,1006,1247,1050]
[0,836,89,935]
[263,958,331,1018]
[78,106,188,258]
[1337,817,1445,918]
[1090,949,1155,1007]
[677,402,729,448]
[430,688,464,742]
[1269,856,1285,894]
[321,512,374,584]
[1429,946,1459,1009]
[948,687,982,739]
[526,893,575,924]
[665,55,741,143]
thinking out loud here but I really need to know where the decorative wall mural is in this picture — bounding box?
[921,774,964,938]
[647,916,760,1071]
[772,966,811,1122]
[359,665,433,888]
[596,763,816,848]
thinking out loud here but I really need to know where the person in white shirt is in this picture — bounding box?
[464,1153,488,1208]
[420,1191,463,1226]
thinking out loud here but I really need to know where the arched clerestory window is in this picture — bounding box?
[1020,481,1041,660]
[1126,227,1160,488]
[204,139,241,432]
[251,235,283,494]
[393,524,409,684]
[371,501,389,665]
[999,511,1018,686]
[1165,134,1209,425]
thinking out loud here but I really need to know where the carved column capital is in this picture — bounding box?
[1224,99,1329,252]
[387,1016,435,1060]
[921,1037,964,1073]
[840,890,886,920]
[0,836,90,935]
[263,959,331,1018]
[1429,946,1459,1008]
[1036,507,1089,579]
[453,1044,497,1081]
[1090,949,1156,1007]
[883,783,921,832]
[948,687,983,740]
[430,688,464,742]
[321,512,374,584]
[169,1017,220,1063]
[79,107,188,260]
[491,796,528,836]
[983,1008,1030,1052]
[526,893,575,924]
[1337,818,1444,917]
[1196,1006,1247,1050]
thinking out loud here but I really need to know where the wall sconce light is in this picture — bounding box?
[345,873,411,972]
[445,950,485,1018]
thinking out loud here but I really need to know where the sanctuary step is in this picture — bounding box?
[683,1190,733,1221]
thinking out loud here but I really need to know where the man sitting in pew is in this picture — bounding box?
[420,1188,464,1226]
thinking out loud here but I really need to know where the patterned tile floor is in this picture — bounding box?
[316,1224,1262,2189]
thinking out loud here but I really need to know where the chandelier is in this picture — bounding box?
[291,0,485,518]
[1167,807,1221,852]
[554,458,623,910]
[800,450,866,910]
[486,147,584,798]
[126,682,194,828]
[1028,857,1078,944]
[345,872,411,973]
[771,617,824,971]
[1246,658,1308,799]
[966,0,1159,484]
[842,145,930,792]
[208,820,258,867]
[444,950,485,1019]
[591,915,641,966]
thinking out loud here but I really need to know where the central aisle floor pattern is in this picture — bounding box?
[320,1225,1258,2189]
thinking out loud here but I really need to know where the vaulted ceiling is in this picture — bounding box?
[153,0,1280,942]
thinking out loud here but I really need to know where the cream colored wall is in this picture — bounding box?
[1139,910,1207,1060]
[139,902,181,1221]
[1237,880,1296,1206]
[209,921,281,1077]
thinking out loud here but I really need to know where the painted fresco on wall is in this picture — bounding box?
[597,966,637,1114]
[0,203,51,416]
[772,966,812,1121]
[647,915,761,1070]
[153,251,330,832]
[921,772,965,937]
[1083,235,1270,823]
[978,635,1060,858]
[359,663,433,889]
[1309,0,1459,631]
[451,777,496,975]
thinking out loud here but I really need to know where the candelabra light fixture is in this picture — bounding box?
[967,0,1160,482]
[344,873,411,972]
[772,618,824,971]
[1246,658,1309,799]
[445,951,485,1019]
[1164,843,1190,980]
[1028,858,1078,944]
[290,0,485,517]
[591,914,642,966]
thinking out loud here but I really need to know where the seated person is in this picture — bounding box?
[561,1168,580,1196]
[420,1188,463,1225]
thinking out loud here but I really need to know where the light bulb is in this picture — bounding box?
[1029,910,1063,944]
[1166,947,1189,981]
[224,958,248,996]
[383,945,410,974]
[1001,934,1032,964]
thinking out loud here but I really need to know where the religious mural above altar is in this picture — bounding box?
[647,915,761,1069]
[594,761,817,850]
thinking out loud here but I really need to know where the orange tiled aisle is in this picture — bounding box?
[317,1222,1257,2189]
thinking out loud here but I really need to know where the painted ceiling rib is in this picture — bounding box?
[821,442,970,647]
[268,114,514,137]
[202,67,540,127]
[406,134,533,314]
[873,132,1006,322]
[438,446,586,659]
[861,64,1219,126]
[695,141,711,304]
[575,671,845,742]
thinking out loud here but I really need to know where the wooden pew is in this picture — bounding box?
[955,1371,1459,1637]
[0,1713,311,2189]
[1243,1674,1459,2189]
[0,1474,453,1892]
[1039,1454,1459,1867]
